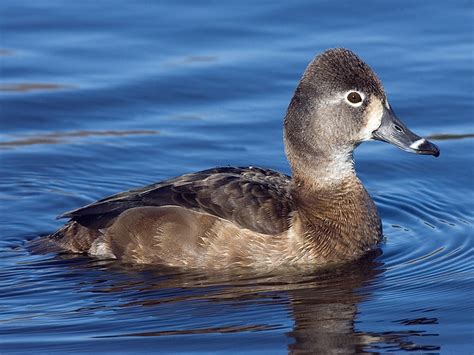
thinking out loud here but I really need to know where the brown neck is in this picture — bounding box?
[291,175,382,263]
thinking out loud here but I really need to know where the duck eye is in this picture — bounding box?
[347,92,362,104]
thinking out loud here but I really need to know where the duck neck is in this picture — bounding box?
[285,140,357,189]
[290,176,381,262]
[283,108,357,188]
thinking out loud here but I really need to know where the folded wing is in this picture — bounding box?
[59,167,294,235]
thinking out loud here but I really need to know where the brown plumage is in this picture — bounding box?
[42,48,439,269]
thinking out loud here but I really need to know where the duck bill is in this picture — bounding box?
[372,108,440,157]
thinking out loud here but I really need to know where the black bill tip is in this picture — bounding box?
[410,138,440,157]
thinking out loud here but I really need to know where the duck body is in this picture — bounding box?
[47,48,439,269]
[51,167,381,268]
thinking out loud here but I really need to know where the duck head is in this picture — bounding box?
[284,48,439,183]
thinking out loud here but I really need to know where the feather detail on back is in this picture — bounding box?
[59,167,294,235]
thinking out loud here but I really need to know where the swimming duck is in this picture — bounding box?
[47,48,439,268]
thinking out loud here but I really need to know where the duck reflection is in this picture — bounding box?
[37,249,439,353]
[286,256,380,354]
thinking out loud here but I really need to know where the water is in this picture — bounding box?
[1,0,473,353]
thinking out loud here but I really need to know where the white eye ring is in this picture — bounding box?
[344,90,365,107]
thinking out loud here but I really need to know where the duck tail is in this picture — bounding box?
[29,221,102,255]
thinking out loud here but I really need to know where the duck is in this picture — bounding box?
[46,48,439,269]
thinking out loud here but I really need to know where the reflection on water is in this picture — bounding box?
[426,133,474,141]
[0,130,160,148]
[0,48,15,56]
[165,55,218,67]
[7,248,443,353]
[0,83,74,92]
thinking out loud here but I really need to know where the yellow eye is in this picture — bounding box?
[347,92,362,104]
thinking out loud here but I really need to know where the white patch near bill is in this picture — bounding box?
[359,98,383,141]
[385,99,391,110]
[410,138,426,150]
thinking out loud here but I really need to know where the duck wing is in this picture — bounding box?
[59,167,294,235]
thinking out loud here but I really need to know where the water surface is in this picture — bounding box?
[1,0,473,353]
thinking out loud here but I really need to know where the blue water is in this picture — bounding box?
[1,0,473,353]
